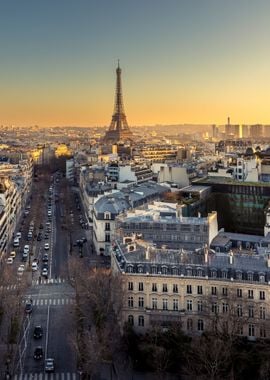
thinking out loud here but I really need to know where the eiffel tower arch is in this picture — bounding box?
[103,62,133,143]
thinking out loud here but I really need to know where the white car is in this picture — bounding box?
[10,251,16,258]
[16,232,22,239]
[6,257,13,264]
[32,262,38,271]
[41,267,48,277]
[13,238,20,247]
[47,210,52,217]
[24,245,30,254]
[44,243,49,250]
[17,264,25,275]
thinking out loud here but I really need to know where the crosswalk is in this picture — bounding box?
[0,278,68,292]
[23,298,75,306]
[32,278,67,286]
[14,372,79,380]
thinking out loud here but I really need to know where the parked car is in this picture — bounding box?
[45,358,55,372]
[6,257,13,264]
[33,347,43,360]
[37,233,42,241]
[44,243,49,250]
[16,232,22,240]
[42,254,49,262]
[33,326,43,339]
[10,251,16,258]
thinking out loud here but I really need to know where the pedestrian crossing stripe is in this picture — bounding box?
[0,284,17,291]
[32,277,67,286]
[13,372,79,380]
[22,298,75,306]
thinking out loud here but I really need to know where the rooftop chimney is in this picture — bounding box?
[146,245,150,260]
[204,245,208,264]
[229,250,234,265]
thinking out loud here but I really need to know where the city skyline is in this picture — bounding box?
[1,1,270,127]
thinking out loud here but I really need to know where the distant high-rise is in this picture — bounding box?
[103,62,133,143]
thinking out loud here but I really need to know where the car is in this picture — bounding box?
[45,358,55,372]
[25,300,33,314]
[42,254,49,262]
[81,237,87,243]
[44,233,49,239]
[24,245,30,254]
[46,222,51,227]
[17,264,25,274]
[39,224,44,229]
[13,238,20,248]
[16,232,22,239]
[47,210,52,217]
[41,267,48,277]
[27,232,33,240]
[32,262,38,271]
[24,210,29,216]
[6,257,13,264]
[33,347,43,360]
[44,243,49,250]
[37,233,42,241]
[33,326,43,339]
[10,251,16,258]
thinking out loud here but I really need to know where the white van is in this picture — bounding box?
[13,238,19,248]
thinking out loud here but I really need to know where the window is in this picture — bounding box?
[128,315,134,326]
[152,266,157,274]
[128,296,134,308]
[105,234,110,242]
[162,266,168,275]
[152,283,157,292]
[236,271,242,280]
[152,298,157,310]
[222,271,228,279]
[197,300,203,312]
[248,290,254,299]
[211,286,217,296]
[259,274,265,283]
[104,213,110,220]
[248,324,255,337]
[128,282,133,291]
[163,284,168,292]
[260,326,266,338]
[247,272,253,281]
[105,222,110,231]
[198,319,204,331]
[260,291,265,300]
[260,306,266,320]
[173,284,178,293]
[162,299,168,310]
[187,318,193,331]
[237,304,242,317]
[173,299,178,311]
[222,287,228,296]
[237,288,242,298]
[222,303,229,313]
[138,315,144,327]
[212,302,218,314]
[197,285,203,295]
[211,270,217,278]
[237,325,243,336]
[138,297,144,308]
[248,305,254,318]
[187,285,192,294]
[187,300,193,311]
[138,282,144,291]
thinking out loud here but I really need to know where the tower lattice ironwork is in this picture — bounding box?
[103,62,133,143]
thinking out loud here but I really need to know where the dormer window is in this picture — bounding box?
[236,271,242,280]
[162,266,168,275]
[151,266,157,274]
[138,265,144,274]
[247,272,253,282]
[127,265,133,273]
[104,212,111,220]
[211,269,217,278]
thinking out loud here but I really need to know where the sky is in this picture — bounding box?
[0,0,270,127]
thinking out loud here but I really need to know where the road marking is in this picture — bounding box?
[67,373,71,380]
[61,299,64,305]
[40,299,44,306]
[61,373,65,380]
[45,305,50,358]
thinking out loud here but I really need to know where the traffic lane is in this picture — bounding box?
[23,307,48,373]
[52,202,69,278]
[47,304,76,372]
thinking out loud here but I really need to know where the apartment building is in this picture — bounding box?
[116,202,218,250]
[112,239,270,340]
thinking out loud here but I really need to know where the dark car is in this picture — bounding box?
[33,326,43,339]
[44,233,49,239]
[42,263,49,270]
[33,347,43,360]
[37,233,42,241]
[81,237,87,243]
[39,224,44,229]
[25,300,33,314]
[42,254,49,262]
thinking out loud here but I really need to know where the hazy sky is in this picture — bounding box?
[0,0,270,126]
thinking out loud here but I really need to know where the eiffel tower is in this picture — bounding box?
[103,62,133,143]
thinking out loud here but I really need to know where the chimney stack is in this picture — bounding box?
[229,250,234,265]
